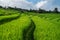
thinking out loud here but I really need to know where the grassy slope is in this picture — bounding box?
[32,16,60,40]
[0,14,20,25]
[0,14,19,20]
[0,8,20,15]
[0,8,60,40]
[0,15,31,40]
[38,14,60,25]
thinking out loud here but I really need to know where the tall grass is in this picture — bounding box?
[32,16,60,40]
[0,15,31,40]
[0,14,20,25]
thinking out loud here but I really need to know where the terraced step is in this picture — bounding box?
[0,14,20,25]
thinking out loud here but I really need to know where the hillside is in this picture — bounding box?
[0,8,60,40]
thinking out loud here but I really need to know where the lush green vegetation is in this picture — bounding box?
[0,8,60,40]
[0,15,31,40]
[0,8,20,16]
[0,14,19,20]
[32,16,60,40]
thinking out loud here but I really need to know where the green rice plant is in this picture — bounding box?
[0,15,31,40]
[0,14,20,25]
[0,8,20,15]
[32,16,60,40]
[0,14,19,20]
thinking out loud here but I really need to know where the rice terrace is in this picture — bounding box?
[0,0,60,40]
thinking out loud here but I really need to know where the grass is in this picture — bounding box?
[0,15,31,40]
[0,14,19,20]
[32,16,60,40]
[0,8,60,40]
[0,14,20,25]
[0,8,20,15]
[38,14,60,25]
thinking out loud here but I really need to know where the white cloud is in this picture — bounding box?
[0,0,50,9]
[35,1,48,9]
[0,0,60,11]
[35,0,54,10]
[0,0,33,9]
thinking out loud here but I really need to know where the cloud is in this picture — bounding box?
[0,0,33,9]
[0,0,60,11]
[35,1,48,9]
[35,0,54,10]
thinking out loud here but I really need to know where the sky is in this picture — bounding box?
[0,0,60,11]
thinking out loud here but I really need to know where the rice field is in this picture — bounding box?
[0,9,60,40]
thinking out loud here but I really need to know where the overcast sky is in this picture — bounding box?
[0,0,60,11]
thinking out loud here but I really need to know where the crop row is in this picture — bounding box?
[32,16,60,40]
[0,15,31,40]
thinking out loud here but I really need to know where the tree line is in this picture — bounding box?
[0,6,60,13]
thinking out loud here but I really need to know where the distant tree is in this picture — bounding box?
[8,6,14,9]
[39,8,42,13]
[48,10,52,13]
[54,8,59,13]
[39,8,46,13]
[30,9,32,12]
[0,6,2,8]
